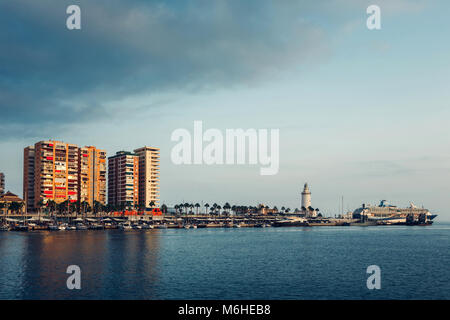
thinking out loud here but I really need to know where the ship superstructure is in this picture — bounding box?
[352,200,437,225]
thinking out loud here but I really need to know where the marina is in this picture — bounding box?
[0,205,437,232]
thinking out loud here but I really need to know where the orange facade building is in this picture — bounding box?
[134,146,160,209]
[79,146,107,206]
[23,140,106,212]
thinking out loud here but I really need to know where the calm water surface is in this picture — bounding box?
[0,223,449,299]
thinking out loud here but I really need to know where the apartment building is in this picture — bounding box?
[34,140,79,208]
[134,146,160,209]
[23,140,106,211]
[0,172,5,195]
[107,151,139,207]
[23,146,35,211]
[79,146,107,207]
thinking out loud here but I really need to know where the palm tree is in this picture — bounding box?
[36,198,45,220]
[195,203,200,215]
[204,203,210,215]
[46,200,56,218]
[161,204,168,214]
[56,201,65,217]
[80,201,89,217]
[149,201,155,208]
[70,202,77,216]
[223,202,231,216]
[93,200,102,216]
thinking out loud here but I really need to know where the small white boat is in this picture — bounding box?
[66,225,76,230]
[76,223,88,230]
[0,225,10,231]
[48,224,60,231]
[132,224,142,230]
[184,224,191,229]
[155,224,167,229]
[233,224,241,228]
[192,225,198,229]
[89,224,104,230]
[119,222,133,230]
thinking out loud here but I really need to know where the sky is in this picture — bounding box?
[0,0,449,220]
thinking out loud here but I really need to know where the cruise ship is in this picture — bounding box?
[352,200,437,225]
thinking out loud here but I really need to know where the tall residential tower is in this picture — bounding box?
[23,146,35,211]
[23,140,106,212]
[134,146,160,209]
[107,151,139,207]
[79,146,107,207]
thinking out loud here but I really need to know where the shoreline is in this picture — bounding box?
[1,213,437,232]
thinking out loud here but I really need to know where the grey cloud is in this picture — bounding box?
[0,0,335,138]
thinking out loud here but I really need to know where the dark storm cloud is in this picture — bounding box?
[0,0,331,138]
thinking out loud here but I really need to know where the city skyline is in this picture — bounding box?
[0,137,445,219]
[0,1,449,220]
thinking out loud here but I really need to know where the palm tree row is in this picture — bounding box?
[32,199,160,218]
[171,202,301,216]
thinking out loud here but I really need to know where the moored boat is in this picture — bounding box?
[12,224,29,231]
[119,222,133,230]
[272,217,309,227]
[76,223,88,230]
[48,224,60,231]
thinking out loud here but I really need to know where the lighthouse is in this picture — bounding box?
[301,183,311,210]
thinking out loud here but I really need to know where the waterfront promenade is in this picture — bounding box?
[1,212,358,231]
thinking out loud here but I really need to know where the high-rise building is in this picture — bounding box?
[134,146,160,209]
[107,151,139,207]
[23,140,106,212]
[33,140,79,208]
[23,146,35,211]
[0,172,5,195]
[79,146,107,207]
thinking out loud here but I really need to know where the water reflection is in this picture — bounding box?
[1,225,449,299]
[0,230,161,299]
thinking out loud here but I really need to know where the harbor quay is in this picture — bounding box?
[0,209,434,232]
[1,212,351,231]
